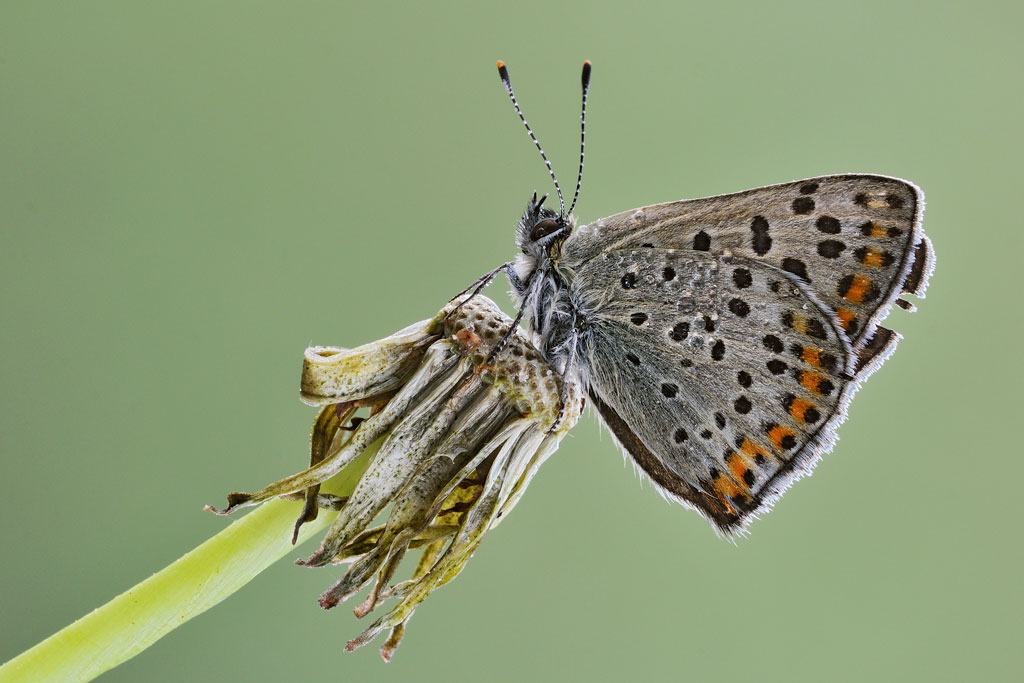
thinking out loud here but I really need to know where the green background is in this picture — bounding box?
[2,1,1020,681]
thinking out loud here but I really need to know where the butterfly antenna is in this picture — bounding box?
[567,60,591,217]
[497,61,565,216]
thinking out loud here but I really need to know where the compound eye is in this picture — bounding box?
[529,219,561,241]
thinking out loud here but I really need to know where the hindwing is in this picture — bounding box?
[573,248,878,533]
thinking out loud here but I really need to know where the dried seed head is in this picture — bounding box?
[209,295,581,660]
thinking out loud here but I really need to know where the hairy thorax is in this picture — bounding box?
[511,245,580,376]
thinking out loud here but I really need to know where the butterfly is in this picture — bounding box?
[462,61,934,535]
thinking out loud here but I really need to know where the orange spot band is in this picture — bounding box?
[861,248,884,268]
[789,397,816,422]
[712,475,746,513]
[843,274,872,303]
[836,307,856,329]
[798,371,828,395]
[871,222,888,238]
[740,437,769,461]
[768,425,796,451]
[725,452,750,490]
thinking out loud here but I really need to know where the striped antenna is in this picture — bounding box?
[567,60,591,217]
[497,61,565,216]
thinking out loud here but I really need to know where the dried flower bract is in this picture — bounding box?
[209,296,582,660]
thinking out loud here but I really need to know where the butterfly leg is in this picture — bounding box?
[503,262,526,293]
[546,328,580,435]
[451,261,512,310]
[484,300,529,364]
[482,266,538,364]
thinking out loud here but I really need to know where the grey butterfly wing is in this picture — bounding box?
[574,249,867,534]
[564,175,934,352]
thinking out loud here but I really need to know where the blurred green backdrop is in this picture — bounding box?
[2,1,1020,681]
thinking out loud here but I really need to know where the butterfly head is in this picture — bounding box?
[517,191,574,257]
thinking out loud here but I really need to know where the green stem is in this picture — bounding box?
[0,451,370,682]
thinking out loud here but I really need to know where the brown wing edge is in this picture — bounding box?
[588,390,742,533]
[901,235,935,297]
[590,385,853,538]
[853,326,901,377]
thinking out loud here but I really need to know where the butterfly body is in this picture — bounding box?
[509,174,933,534]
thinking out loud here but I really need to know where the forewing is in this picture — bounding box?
[565,175,934,349]
[575,248,856,533]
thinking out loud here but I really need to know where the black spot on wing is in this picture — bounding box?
[816,216,841,234]
[732,268,753,289]
[792,197,814,214]
[728,298,750,317]
[693,231,711,251]
[805,318,827,340]
[751,216,772,255]
[817,240,845,258]
[670,322,689,341]
[733,396,752,414]
[762,335,783,354]
[781,258,810,282]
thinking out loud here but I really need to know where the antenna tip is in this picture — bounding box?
[581,60,592,87]
[496,60,504,69]
[496,60,509,81]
